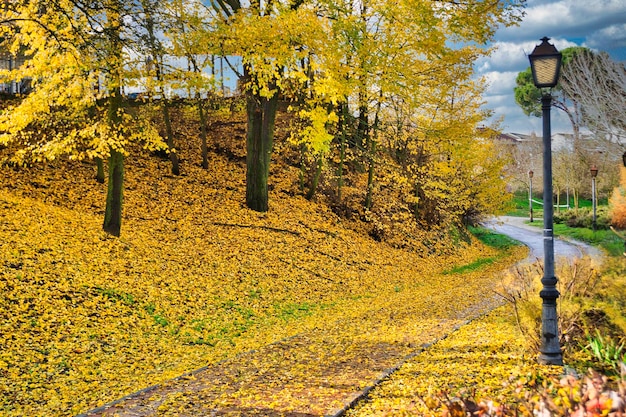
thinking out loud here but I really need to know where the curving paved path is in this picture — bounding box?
[485,216,603,262]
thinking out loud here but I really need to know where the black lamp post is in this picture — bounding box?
[529,36,563,366]
[591,165,598,231]
[529,170,534,223]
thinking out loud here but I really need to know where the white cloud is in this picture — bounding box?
[478,42,529,72]
[477,0,626,135]
[483,71,518,96]
[586,23,626,50]
[499,0,626,41]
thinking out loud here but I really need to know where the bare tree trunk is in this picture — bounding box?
[95,157,105,183]
[245,78,278,212]
[197,93,210,169]
[102,1,125,237]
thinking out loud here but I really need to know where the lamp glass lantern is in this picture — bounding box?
[529,37,562,88]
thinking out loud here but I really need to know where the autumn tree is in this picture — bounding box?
[135,0,180,175]
[0,0,164,236]
[329,0,523,222]
[560,49,626,143]
[163,0,219,170]
[206,0,331,212]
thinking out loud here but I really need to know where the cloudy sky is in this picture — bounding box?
[477,0,626,135]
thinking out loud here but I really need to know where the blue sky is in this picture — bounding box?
[477,0,626,134]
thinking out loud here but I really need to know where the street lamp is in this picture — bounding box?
[529,36,563,366]
[529,170,534,223]
[591,165,598,231]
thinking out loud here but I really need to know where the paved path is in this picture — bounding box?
[485,216,602,262]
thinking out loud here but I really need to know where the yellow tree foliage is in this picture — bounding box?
[0,0,166,236]
[0,1,164,163]
[307,0,524,225]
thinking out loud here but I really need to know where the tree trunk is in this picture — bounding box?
[337,103,347,201]
[365,97,381,209]
[355,95,368,149]
[197,94,209,169]
[103,149,124,236]
[95,157,105,183]
[306,156,323,200]
[103,86,124,237]
[162,100,179,175]
[102,1,124,237]
[365,137,376,210]
[245,89,278,212]
[413,182,420,219]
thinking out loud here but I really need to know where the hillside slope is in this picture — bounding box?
[0,107,524,415]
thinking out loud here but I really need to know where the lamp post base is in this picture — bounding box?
[538,352,564,366]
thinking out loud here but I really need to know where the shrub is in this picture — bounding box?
[420,368,626,417]
[610,166,626,229]
[554,207,610,230]
[497,257,602,354]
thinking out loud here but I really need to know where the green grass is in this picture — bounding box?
[442,226,523,275]
[551,224,624,257]
[468,225,520,250]
[516,215,624,257]
[507,190,608,217]
[443,257,497,275]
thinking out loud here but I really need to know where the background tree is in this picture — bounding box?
[207,1,330,212]
[514,46,587,142]
[560,49,626,144]
[165,0,219,170]
[513,46,624,210]
[318,0,525,213]
[136,0,180,175]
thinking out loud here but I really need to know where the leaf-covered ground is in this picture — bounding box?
[346,305,563,416]
[1,110,527,416]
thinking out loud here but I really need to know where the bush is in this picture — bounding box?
[610,166,626,229]
[497,257,603,354]
[420,368,626,416]
[554,207,610,230]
